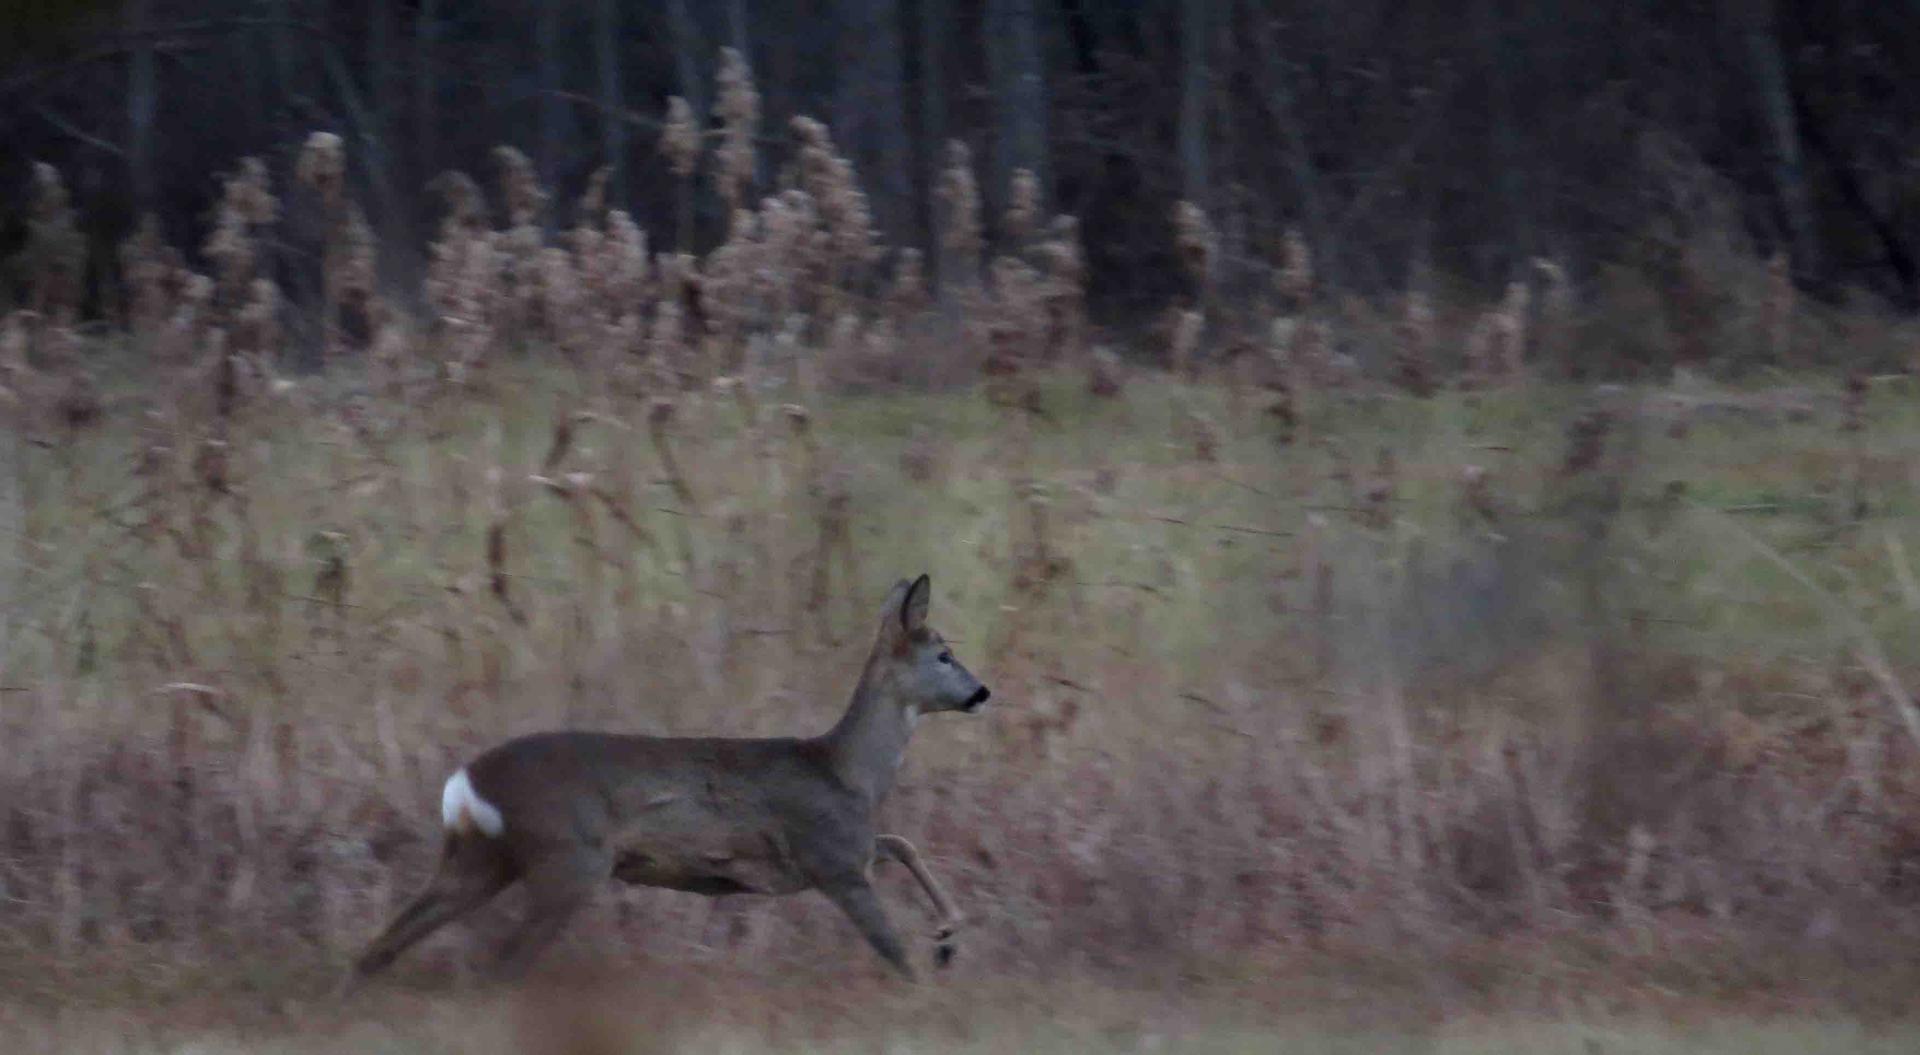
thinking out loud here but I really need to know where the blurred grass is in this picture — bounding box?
[7,999,1918,1055]
[15,361,1920,707]
[6,360,1920,1029]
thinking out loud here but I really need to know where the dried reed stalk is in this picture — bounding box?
[662,97,701,250]
[21,163,85,324]
[714,47,760,216]
[936,141,983,291]
[1394,289,1435,398]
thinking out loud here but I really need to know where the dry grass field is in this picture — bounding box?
[5,126,1920,1049]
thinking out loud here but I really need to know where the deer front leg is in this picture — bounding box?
[872,834,964,968]
[817,873,915,981]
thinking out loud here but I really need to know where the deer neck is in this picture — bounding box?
[823,657,919,803]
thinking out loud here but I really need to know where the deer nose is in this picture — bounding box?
[964,686,991,710]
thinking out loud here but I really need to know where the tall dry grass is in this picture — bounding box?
[5,60,1920,1007]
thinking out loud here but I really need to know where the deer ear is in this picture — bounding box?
[900,573,931,632]
[877,578,912,635]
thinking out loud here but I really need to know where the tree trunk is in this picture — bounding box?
[668,0,708,116]
[368,0,395,128]
[987,0,1048,212]
[538,4,565,197]
[833,0,912,236]
[918,0,948,268]
[128,0,157,215]
[1178,0,1209,207]
[728,0,751,58]
[1246,0,1332,288]
[266,0,294,134]
[1728,0,1820,276]
[1010,0,1047,192]
[365,0,398,243]
[319,36,403,234]
[1475,0,1531,276]
[595,0,627,208]
[414,0,439,181]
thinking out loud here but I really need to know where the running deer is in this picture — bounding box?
[347,574,989,987]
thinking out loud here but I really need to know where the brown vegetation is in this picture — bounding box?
[3,90,1920,1024]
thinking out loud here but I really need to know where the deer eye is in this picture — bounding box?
[937,651,954,665]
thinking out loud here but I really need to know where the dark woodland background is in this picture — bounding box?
[2,1,1919,340]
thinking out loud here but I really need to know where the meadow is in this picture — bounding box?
[5,120,1920,1050]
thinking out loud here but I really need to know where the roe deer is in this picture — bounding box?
[347,574,989,987]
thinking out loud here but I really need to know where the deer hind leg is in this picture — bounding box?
[818,873,914,981]
[492,850,608,981]
[873,834,964,967]
[349,834,514,986]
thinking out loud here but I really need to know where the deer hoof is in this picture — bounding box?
[934,941,956,968]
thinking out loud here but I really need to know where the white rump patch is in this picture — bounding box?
[441,768,504,837]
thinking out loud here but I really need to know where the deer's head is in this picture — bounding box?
[870,574,990,716]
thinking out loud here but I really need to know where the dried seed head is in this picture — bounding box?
[422,169,504,365]
[0,311,32,378]
[987,255,1049,369]
[1267,316,1296,366]
[28,163,71,220]
[937,141,983,282]
[1401,289,1433,350]
[182,273,214,312]
[1395,289,1435,397]
[656,251,697,303]
[1530,258,1575,363]
[338,205,378,302]
[1169,307,1204,376]
[662,97,702,179]
[120,216,170,333]
[493,145,548,228]
[647,298,685,368]
[886,249,928,318]
[1173,201,1217,292]
[369,302,411,383]
[1006,168,1040,248]
[605,210,651,305]
[429,171,487,230]
[205,158,278,305]
[296,133,346,209]
[580,165,612,219]
[1496,279,1530,375]
[714,47,761,209]
[232,278,281,357]
[17,180,77,332]
[790,116,876,269]
[538,246,590,351]
[1278,227,1313,309]
[1037,215,1085,289]
[697,228,748,339]
[230,158,279,226]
